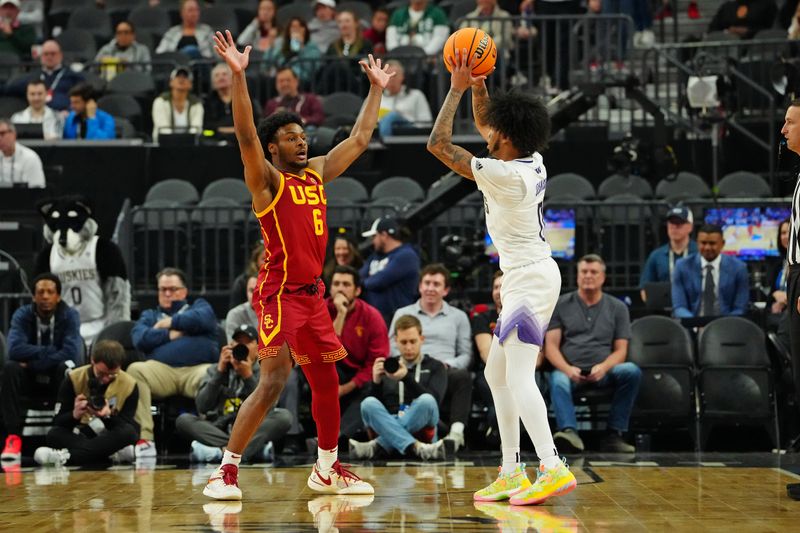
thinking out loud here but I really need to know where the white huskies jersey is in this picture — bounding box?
[50,235,105,325]
[471,154,551,271]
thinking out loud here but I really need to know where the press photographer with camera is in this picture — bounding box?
[175,324,292,463]
[34,340,139,466]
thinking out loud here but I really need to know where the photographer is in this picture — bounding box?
[348,315,447,460]
[62,83,116,140]
[175,325,292,463]
[34,340,139,466]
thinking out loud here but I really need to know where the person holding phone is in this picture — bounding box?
[543,254,641,454]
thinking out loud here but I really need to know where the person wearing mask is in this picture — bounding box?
[11,79,63,139]
[263,66,324,127]
[63,83,116,140]
[263,17,322,85]
[237,0,278,53]
[95,21,152,74]
[151,66,204,142]
[0,118,45,188]
[155,0,215,58]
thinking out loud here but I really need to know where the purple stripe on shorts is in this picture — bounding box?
[494,307,548,347]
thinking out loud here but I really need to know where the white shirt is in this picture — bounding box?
[11,106,64,140]
[470,154,551,270]
[0,143,46,188]
[380,86,432,124]
[700,254,721,294]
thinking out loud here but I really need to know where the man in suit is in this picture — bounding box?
[671,223,749,318]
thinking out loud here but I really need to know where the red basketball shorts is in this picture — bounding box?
[255,291,347,366]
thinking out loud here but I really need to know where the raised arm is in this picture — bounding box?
[310,54,394,183]
[471,80,492,142]
[213,30,280,213]
[427,49,485,181]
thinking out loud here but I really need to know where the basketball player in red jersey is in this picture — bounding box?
[204,30,394,500]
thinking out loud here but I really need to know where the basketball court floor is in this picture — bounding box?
[1,452,798,532]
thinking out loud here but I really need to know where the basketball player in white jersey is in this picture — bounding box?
[427,49,576,505]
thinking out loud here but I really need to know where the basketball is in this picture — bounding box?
[443,27,497,77]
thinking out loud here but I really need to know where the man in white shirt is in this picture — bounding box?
[11,79,63,140]
[378,60,432,138]
[0,118,45,188]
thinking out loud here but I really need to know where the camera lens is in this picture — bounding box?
[383,357,400,374]
[232,343,250,361]
[89,395,105,410]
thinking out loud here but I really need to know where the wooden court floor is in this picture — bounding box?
[1,454,799,532]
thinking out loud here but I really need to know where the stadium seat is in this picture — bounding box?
[202,178,251,204]
[697,317,779,450]
[326,197,364,234]
[106,0,147,26]
[107,70,157,97]
[95,320,144,368]
[321,92,363,119]
[321,115,357,129]
[308,126,338,157]
[703,30,740,42]
[385,45,428,86]
[98,94,143,127]
[67,7,113,45]
[324,176,369,203]
[598,174,654,199]
[0,51,21,83]
[546,173,596,200]
[145,179,200,205]
[364,196,411,222]
[276,2,314,29]
[655,171,711,201]
[717,171,772,198]
[371,176,426,203]
[200,5,239,35]
[338,1,373,23]
[0,96,27,117]
[628,316,696,438]
[48,0,95,30]
[190,197,248,227]
[446,0,477,24]
[55,28,97,62]
[114,116,138,139]
[0,330,6,366]
[131,199,191,290]
[128,6,172,42]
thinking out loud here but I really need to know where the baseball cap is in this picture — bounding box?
[666,206,693,224]
[1,0,21,8]
[362,216,400,238]
[170,66,193,81]
[315,0,336,8]
[232,324,258,342]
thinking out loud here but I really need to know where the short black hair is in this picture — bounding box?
[32,272,62,295]
[333,264,360,286]
[257,111,304,161]
[68,82,94,101]
[697,223,724,237]
[26,79,46,90]
[485,90,550,155]
[91,340,126,369]
[276,65,298,79]
[116,20,135,32]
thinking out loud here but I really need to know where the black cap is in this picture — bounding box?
[170,66,193,81]
[362,216,400,238]
[232,324,258,342]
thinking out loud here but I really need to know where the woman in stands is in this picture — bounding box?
[238,0,279,53]
[262,17,321,85]
[322,233,363,290]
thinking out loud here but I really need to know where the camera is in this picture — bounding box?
[231,342,250,362]
[87,375,107,411]
[383,357,400,374]
[608,133,640,176]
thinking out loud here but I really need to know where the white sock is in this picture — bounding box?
[318,446,338,471]
[501,448,521,474]
[449,422,465,436]
[541,455,562,470]
[221,449,241,467]
[484,337,521,454]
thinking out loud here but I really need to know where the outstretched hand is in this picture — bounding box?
[213,30,251,73]
[448,48,487,92]
[359,54,395,89]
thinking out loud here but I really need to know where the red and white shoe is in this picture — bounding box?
[1,435,22,462]
[203,464,242,500]
[307,460,374,495]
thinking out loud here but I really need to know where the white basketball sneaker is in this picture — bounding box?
[307,460,374,495]
[203,464,243,500]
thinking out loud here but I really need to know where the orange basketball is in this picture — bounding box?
[443,27,497,77]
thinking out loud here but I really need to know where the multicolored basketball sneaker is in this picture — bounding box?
[473,464,532,501]
[509,458,577,506]
[307,460,375,495]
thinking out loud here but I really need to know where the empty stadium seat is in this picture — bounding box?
[67,6,113,44]
[546,173,596,200]
[55,28,97,62]
[371,176,426,203]
[338,1,373,22]
[0,96,27,117]
[106,0,147,25]
[0,51,21,82]
[717,171,771,198]
[98,93,143,127]
[598,174,654,199]
[446,0,477,24]
[128,6,172,41]
[202,178,250,204]
[324,176,369,203]
[655,171,711,201]
[276,2,313,29]
[321,92,363,119]
[114,116,138,139]
[95,320,144,368]
[200,5,239,35]
[107,70,157,97]
[145,179,200,205]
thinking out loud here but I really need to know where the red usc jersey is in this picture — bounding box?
[254,167,328,300]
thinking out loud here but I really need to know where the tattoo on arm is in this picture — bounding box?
[472,85,489,126]
[427,88,475,179]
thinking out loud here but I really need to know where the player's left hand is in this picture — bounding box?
[448,47,487,92]
[359,54,394,89]
[586,362,608,383]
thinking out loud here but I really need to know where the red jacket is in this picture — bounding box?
[326,298,389,388]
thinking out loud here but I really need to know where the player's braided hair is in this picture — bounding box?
[486,90,550,155]
[257,111,304,161]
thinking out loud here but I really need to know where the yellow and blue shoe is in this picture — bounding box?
[473,464,532,502]
[508,458,577,506]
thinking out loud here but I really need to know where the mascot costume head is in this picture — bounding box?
[38,196,99,255]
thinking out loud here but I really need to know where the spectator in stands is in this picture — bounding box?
[1,273,82,462]
[364,6,389,56]
[319,9,374,94]
[767,218,791,321]
[386,0,450,55]
[151,66,204,142]
[0,0,34,58]
[263,17,322,85]
[63,83,116,140]
[263,66,324,127]
[204,63,261,137]
[33,340,139,466]
[377,59,432,137]
[225,275,258,340]
[327,265,390,439]
[544,254,641,453]
[95,21,152,73]
[308,0,339,53]
[639,206,697,303]
[0,118,45,188]
[349,314,447,460]
[459,0,514,50]
[328,9,373,59]
[671,224,750,318]
[128,267,219,459]
[708,0,778,38]
[229,242,264,310]
[322,233,364,287]
[237,0,278,53]
[360,216,421,325]
[175,325,292,463]
[11,79,63,139]
[471,270,505,443]
[155,0,214,58]
[788,0,800,37]
[388,264,472,453]
[8,39,84,111]
[18,0,42,40]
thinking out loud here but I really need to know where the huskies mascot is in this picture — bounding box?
[34,196,131,344]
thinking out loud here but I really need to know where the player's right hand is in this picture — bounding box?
[213,30,251,73]
[373,357,385,384]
